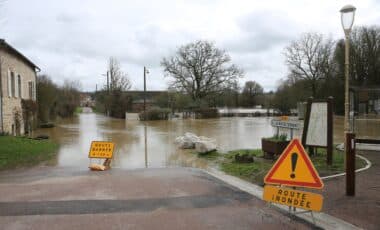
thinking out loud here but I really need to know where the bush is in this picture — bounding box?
[263,134,288,142]
[139,107,171,121]
[194,108,219,119]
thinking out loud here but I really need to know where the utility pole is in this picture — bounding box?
[102,70,110,116]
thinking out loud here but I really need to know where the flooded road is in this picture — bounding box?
[34,114,275,169]
[34,112,380,170]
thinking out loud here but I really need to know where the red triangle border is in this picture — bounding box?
[264,139,324,189]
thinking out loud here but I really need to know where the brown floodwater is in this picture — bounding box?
[34,113,380,170]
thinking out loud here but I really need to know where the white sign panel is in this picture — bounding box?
[271,120,300,129]
[306,102,327,147]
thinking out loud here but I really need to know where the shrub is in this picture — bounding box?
[139,107,171,121]
[263,134,288,142]
[194,108,219,119]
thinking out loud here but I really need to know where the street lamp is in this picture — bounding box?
[340,4,356,133]
[101,71,109,93]
[340,4,356,196]
[101,71,110,116]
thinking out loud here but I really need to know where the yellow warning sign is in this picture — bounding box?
[263,185,323,211]
[88,141,114,159]
[264,139,324,189]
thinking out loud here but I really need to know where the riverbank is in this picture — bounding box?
[197,148,367,186]
[0,136,59,170]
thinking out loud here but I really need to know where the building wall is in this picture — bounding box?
[0,49,37,135]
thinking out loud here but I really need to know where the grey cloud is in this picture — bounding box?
[224,10,300,54]
[1,0,379,92]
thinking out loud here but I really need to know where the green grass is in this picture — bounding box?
[74,107,83,114]
[197,150,220,160]
[224,149,264,159]
[198,148,368,186]
[0,136,59,170]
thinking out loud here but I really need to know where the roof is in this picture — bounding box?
[0,39,40,72]
[351,86,380,92]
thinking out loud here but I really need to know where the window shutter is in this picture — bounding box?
[8,70,11,97]
[18,75,22,98]
[15,72,19,98]
[32,81,36,100]
[28,81,32,99]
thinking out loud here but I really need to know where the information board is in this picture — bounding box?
[305,102,328,147]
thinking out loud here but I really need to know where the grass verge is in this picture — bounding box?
[74,107,83,114]
[197,148,368,186]
[0,136,59,170]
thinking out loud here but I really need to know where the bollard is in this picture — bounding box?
[345,132,355,196]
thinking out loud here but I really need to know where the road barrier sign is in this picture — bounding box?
[264,139,324,189]
[263,185,323,211]
[89,141,114,159]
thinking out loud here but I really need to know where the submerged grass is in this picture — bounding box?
[0,136,59,170]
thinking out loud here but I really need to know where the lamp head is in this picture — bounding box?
[340,4,356,35]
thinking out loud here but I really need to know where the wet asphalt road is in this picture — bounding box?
[0,167,317,230]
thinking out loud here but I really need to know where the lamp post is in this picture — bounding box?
[143,66,149,119]
[101,71,110,116]
[101,71,109,93]
[340,4,356,196]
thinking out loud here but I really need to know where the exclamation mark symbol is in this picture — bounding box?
[290,153,298,179]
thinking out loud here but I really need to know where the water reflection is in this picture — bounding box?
[34,113,380,170]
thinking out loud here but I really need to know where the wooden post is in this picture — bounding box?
[346,132,355,196]
[301,97,313,146]
[327,97,334,165]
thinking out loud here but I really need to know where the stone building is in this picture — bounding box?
[0,39,39,135]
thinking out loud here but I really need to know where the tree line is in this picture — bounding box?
[54,25,380,120]
[37,75,81,123]
[275,26,380,114]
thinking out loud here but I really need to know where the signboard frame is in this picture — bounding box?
[301,97,333,165]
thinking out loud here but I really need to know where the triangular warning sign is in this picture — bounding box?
[264,139,324,189]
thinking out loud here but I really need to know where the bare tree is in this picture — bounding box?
[108,57,131,91]
[284,33,335,97]
[161,40,243,102]
[96,57,132,118]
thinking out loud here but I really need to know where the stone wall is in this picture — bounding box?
[0,49,37,135]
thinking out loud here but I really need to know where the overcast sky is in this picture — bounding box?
[1,0,379,92]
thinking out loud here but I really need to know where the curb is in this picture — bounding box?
[203,168,363,230]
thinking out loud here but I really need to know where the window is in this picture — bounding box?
[10,72,15,97]
[28,81,35,100]
[18,75,22,98]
